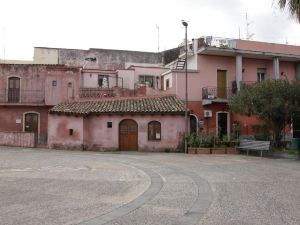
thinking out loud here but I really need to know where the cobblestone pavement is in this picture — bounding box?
[0,146,299,225]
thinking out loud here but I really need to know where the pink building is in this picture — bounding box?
[0,64,81,146]
[161,37,300,137]
[48,95,185,151]
[0,63,183,151]
[1,38,300,150]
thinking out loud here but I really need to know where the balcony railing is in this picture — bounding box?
[79,88,115,98]
[202,86,234,100]
[240,81,257,88]
[198,36,237,49]
[0,89,45,104]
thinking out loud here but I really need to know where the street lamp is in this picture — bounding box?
[182,20,188,153]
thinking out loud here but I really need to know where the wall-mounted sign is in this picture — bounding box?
[16,118,22,124]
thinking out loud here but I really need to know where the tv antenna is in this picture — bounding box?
[2,27,5,63]
[155,24,160,52]
[246,13,254,40]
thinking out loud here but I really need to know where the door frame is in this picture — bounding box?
[217,70,227,98]
[7,76,21,102]
[216,111,230,138]
[189,114,199,135]
[23,111,40,142]
[119,119,138,151]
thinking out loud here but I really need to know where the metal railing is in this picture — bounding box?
[0,89,45,104]
[198,36,237,49]
[202,86,234,100]
[240,81,257,89]
[79,88,116,98]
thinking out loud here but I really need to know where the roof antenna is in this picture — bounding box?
[155,24,160,52]
[246,13,254,40]
[2,27,5,63]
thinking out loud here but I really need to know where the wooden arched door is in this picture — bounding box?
[119,119,138,151]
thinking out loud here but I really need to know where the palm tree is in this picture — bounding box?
[278,0,300,23]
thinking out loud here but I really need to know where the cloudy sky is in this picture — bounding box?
[0,0,299,60]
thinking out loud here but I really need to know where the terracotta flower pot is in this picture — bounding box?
[211,147,226,154]
[188,148,197,154]
[226,147,239,154]
[196,148,211,154]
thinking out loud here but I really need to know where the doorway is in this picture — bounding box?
[8,77,20,102]
[217,70,227,98]
[190,114,198,135]
[217,112,229,139]
[24,112,39,146]
[119,119,138,151]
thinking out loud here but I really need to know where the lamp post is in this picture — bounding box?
[182,20,188,153]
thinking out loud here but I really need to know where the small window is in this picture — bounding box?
[257,68,266,82]
[148,121,161,141]
[98,75,109,88]
[107,122,112,128]
[69,129,73,136]
[68,82,72,87]
[139,75,154,87]
[166,78,170,89]
[52,80,57,86]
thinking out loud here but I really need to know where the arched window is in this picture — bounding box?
[148,121,161,141]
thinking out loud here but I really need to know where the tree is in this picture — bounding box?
[229,79,300,147]
[278,0,300,23]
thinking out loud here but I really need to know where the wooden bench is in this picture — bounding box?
[238,140,270,157]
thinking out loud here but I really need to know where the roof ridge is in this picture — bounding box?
[50,95,185,116]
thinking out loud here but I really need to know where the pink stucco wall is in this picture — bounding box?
[164,54,297,102]
[45,68,81,105]
[238,58,295,82]
[119,66,168,90]
[236,39,300,55]
[48,115,84,150]
[48,114,185,151]
[0,64,81,106]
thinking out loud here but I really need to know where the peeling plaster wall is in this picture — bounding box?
[35,48,163,70]
[48,114,185,152]
[48,114,84,150]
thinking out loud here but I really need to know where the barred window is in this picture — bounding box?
[148,121,161,141]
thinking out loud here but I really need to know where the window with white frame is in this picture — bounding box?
[139,75,154,87]
[257,68,266,82]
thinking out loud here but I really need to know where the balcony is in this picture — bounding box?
[79,88,116,98]
[202,86,234,105]
[198,36,237,49]
[240,81,257,88]
[0,89,45,104]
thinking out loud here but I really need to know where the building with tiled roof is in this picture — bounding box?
[49,95,186,116]
[48,95,186,152]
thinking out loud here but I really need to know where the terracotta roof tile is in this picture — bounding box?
[49,95,186,116]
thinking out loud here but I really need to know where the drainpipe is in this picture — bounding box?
[182,20,188,154]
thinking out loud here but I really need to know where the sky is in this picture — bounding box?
[0,0,299,60]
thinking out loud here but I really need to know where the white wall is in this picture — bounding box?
[82,72,117,88]
[163,73,173,90]
[117,70,135,89]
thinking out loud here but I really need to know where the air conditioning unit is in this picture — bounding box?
[204,110,212,118]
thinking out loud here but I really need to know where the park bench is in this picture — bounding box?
[238,139,270,157]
